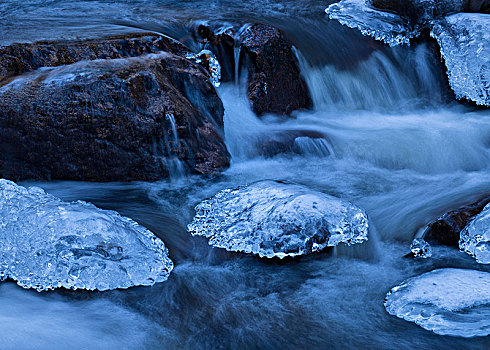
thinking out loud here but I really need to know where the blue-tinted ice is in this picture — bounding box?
[460,202,490,264]
[187,180,369,258]
[0,179,173,291]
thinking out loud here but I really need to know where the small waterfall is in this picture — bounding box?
[293,137,334,157]
[164,112,186,179]
[234,45,241,86]
[296,43,448,111]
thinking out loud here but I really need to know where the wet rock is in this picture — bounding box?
[188,180,368,258]
[239,24,312,116]
[0,53,229,182]
[423,197,490,246]
[0,32,189,83]
[195,23,312,116]
[370,0,465,24]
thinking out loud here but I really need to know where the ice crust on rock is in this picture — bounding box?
[460,203,490,264]
[326,0,420,46]
[431,13,490,107]
[0,179,173,291]
[385,268,490,337]
[186,49,221,87]
[410,238,432,258]
[187,180,369,258]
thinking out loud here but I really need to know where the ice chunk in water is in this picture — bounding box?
[187,180,369,258]
[431,13,490,106]
[326,0,420,46]
[460,203,490,264]
[410,238,432,258]
[385,268,490,337]
[0,179,173,291]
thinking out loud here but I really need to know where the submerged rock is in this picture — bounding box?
[431,13,490,107]
[423,197,490,246]
[0,179,173,291]
[0,32,189,83]
[187,180,368,258]
[460,203,490,264]
[0,53,229,181]
[385,268,490,337]
[255,130,333,158]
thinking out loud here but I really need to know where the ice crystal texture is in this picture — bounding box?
[0,179,173,291]
[410,238,432,258]
[187,180,369,258]
[186,50,221,87]
[431,13,490,106]
[385,268,490,337]
[460,203,490,264]
[326,0,419,46]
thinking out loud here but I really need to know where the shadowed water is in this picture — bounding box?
[1,0,490,349]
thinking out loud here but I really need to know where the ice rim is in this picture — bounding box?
[384,268,490,337]
[459,202,490,264]
[0,179,174,292]
[187,180,369,259]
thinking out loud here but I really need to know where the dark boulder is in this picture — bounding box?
[0,54,229,182]
[195,23,312,117]
[0,32,189,83]
[370,0,489,24]
[423,197,490,246]
[239,24,312,117]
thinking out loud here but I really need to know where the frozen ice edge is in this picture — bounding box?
[385,268,490,337]
[187,180,369,259]
[325,0,420,47]
[0,179,174,292]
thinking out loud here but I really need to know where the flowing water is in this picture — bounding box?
[1,1,490,349]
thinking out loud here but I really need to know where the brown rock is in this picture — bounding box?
[195,23,312,117]
[0,54,229,182]
[239,24,312,117]
[0,33,189,83]
[423,197,490,246]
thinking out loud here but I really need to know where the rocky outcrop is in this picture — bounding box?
[423,197,490,246]
[0,33,189,83]
[0,53,229,182]
[195,23,312,117]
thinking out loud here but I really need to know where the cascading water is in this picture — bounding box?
[1,1,489,349]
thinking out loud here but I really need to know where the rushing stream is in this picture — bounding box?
[1,1,490,349]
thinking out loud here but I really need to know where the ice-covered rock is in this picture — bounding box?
[431,13,490,106]
[326,0,420,46]
[385,268,490,337]
[409,238,432,258]
[0,179,173,291]
[187,180,369,258]
[460,203,490,264]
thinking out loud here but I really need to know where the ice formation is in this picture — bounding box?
[186,50,222,87]
[187,180,369,258]
[410,238,432,258]
[460,203,490,264]
[431,13,490,107]
[385,268,490,337]
[325,0,420,46]
[0,179,173,291]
